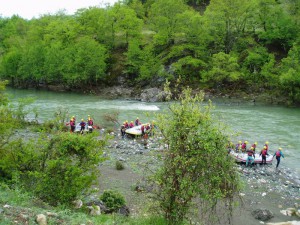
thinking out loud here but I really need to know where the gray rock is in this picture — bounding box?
[252,209,274,221]
[140,88,167,102]
[118,205,130,217]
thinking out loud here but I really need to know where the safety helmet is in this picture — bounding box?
[88,115,90,117]
[263,146,267,149]
[250,147,254,150]
[239,141,242,143]
[81,119,84,121]
[255,142,257,145]
[126,120,128,122]
[131,121,133,123]
[137,117,139,119]
[72,116,75,118]
[245,141,248,144]
[278,147,282,150]
[70,119,73,121]
[265,141,269,144]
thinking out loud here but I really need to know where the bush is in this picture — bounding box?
[0,132,107,206]
[115,161,125,170]
[100,190,126,211]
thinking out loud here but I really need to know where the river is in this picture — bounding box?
[6,88,300,175]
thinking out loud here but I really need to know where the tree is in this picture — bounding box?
[153,87,240,224]
[149,0,188,48]
[204,0,255,53]
[279,43,300,104]
[202,52,241,88]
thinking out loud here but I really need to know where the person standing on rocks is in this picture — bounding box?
[260,146,268,165]
[246,147,255,167]
[120,123,126,138]
[274,147,284,169]
[79,119,86,134]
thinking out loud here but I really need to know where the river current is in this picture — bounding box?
[6,88,300,175]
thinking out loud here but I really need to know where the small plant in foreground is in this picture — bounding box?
[115,161,125,170]
[100,190,126,211]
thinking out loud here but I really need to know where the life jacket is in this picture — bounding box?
[235,144,240,150]
[276,151,281,157]
[241,143,246,149]
[261,149,267,156]
[247,150,253,156]
[70,121,75,126]
[80,121,86,127]
[141,125,145,131]
[135,119,139,126]
[264,144,269,151]
[88,119,93,126]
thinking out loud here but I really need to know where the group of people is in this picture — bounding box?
[230,141,285,168]
[120,117,155,138]
[68,115,94,134]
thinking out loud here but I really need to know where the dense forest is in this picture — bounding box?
[0,0,299,104]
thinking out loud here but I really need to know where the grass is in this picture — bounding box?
[0,183,169,225]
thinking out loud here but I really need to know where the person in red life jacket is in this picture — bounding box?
[72,116,76,124]
[241,141,248,152]
[135,117,140,126]
[129,121,134,128]
[145,123,151,130]
[260,146,268,165]
[124,120,129,129]
[251,142,257,151]
[70,118,75,133]
[235,141,242,152]
[79,119,86,134]
[246,147,255,167]
[273,147,284,169]
[87,115,93,126]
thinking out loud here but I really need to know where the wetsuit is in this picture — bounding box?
[274,150,284,168]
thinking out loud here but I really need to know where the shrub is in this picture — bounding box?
[100,190,126,211]
[115,161,125,170]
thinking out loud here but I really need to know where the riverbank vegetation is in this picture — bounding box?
[0,0,299,105]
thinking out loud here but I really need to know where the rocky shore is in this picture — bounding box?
[98,132,300,225]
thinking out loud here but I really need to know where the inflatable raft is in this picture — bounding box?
[125,124,145,136]
[229,150,274,164]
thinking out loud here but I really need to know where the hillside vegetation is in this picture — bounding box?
[0,0,299,104]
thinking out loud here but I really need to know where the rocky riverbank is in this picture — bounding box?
[43,83,291,106]
[97,132,300,224]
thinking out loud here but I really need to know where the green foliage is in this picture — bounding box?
[100,190,126,211]
[153,87,240,224]
[279,43,300,103]
[202,52,241,87]
[0,132,107,205]
[0,1,300,103]
[116,160,125,170]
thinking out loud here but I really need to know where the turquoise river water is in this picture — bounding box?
[6,88,300,175]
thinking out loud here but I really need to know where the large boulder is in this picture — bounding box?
[252,208,274,221]
[140,88,167,102]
